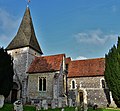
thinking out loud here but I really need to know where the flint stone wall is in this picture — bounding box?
[28,72,57,100]
[68,76,110,107]
[7,47,41,103]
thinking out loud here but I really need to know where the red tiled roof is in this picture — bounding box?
[68,58,105,77]
[28,54,65,73]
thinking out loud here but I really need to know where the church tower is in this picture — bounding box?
[6,7,43,103]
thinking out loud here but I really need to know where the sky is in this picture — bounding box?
[0,0,120,60]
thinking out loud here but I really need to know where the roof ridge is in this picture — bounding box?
[72,57,105,62]
[68,57,105,77]
[40,54,65,57]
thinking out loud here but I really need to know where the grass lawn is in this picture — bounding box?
[1,104,120,111]
[40,107,75,111]
[0,104,75,111]
[0,104,36,111]
[0,104,13,111]
[101,108,120,111]
[88,108,120,111]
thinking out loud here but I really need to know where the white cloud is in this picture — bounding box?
[75,56,87,60]
[0,8,20,47]
[75,29,118,45]
[0,8,20,31]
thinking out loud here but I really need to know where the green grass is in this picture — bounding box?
[0,104,13,111]
[101,109,120,111]
[88,108,120,111]
[0,104,75,111]
[1,104,120,111]
[64,107,76,111]
[32,107,75,111]
[0,104,36,111]
[41,108,61,111]
[23,105,36,111]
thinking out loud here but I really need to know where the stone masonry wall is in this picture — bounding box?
[7,47,41,103]
[68,76,103,89]
[87,89,109,107]
[68,76,109,107]
[28,72,58,101]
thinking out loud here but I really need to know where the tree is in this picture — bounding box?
[0,47,14,98]
[105,37,120,107]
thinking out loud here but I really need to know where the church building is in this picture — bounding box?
[5,7,114,108]
[6,7,43,103]
[67,58,110,107]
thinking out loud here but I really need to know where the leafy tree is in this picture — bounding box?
[105,37,120,107]
[0,47,14,98]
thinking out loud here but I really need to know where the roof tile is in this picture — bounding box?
[28,54,65,73]
[6,7,43,54]
[68,58,105,77]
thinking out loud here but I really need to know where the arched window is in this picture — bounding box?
[39,77,46,91]
[101,79,105,88]
[100,78,107,88]
[71,79,76,89]
[79,91,84,104]
[39,78,42,91]
[43,78,46,91]
[72,81,75,89]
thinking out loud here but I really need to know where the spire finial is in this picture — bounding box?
[27,0,30,7]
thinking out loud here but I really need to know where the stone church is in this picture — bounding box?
[5,7,114,108]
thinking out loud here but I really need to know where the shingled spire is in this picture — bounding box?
[6,7,43,54]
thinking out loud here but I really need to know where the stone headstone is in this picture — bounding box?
[75,107,78,111]
[31,100,34,105]
[13,100,23,111]
[68,98,73,107]
[44,103,48,110]
[58,98,62,108]
[0,95,4,108]
[51,100,56,109]
[42,100,46,108]
[42,100,48,110]
[61,108,64,111]
[62,96,68,107]
[36,104,41,111]
[84,103,88,111]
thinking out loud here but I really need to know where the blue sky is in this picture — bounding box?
[0,0,120,59]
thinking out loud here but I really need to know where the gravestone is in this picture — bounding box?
[84,103,88,111]
[36,103,41,111]
[68,98,73,107]
[44,103,48,110]
[58,98,62,108]
[51,100,56,109]
[0,95,4,108]
[31,100,34,105]
[61,108,64,111]
[36,100,42,110]
[42,100,48,110]
[62,96,68,107]
[75,107,78,111]
[13,100,23,111]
